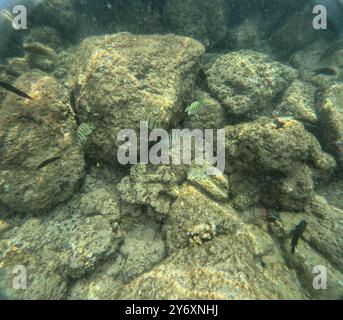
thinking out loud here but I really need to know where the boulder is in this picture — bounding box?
[0,71,85,214]
[206,50,296,117]
[69,33,205,164]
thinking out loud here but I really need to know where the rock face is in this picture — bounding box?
[269,195,343,299]
[116,228,306,300]
[183,90,227,130]
[317,84,343,171]
[273,80,318,125]
[0,71,85,214]
[70,33,205,164]
[0,171,123,299]
[164,0,230,49]
[206,50,297,117]
[225,117,336,211]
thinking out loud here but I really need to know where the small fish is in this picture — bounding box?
[76,123,95,144]
[319,39,343,61]
[185,101,204,116]
[290,220,308,255]
[1,9,14,24]
[313,67,338,76]
[36,157,61,170]
[0,81,32,100]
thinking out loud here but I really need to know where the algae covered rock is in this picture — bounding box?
[70,33,205,164]
[0,71,85,214]
[317,83,343,171]
[118,161,231,253]
[183,90,227,130]
[118,164,187,217]
[69,216,166,299]
[206,50,297,117]
[269,195,343,299]
[163,184,238,253]
[0,173,123,299]
[116,228,306,300]
[164,0,230,49]
[273,80,318,125]
[225,117,336,211]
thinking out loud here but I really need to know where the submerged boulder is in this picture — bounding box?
[0,172,122,299]
[225,117,336,211]
[206,50,297,117]
[269,195,343,299]
[317,83,343,171]
[116,228,306,299]
[273,80,318,125]
[0,71,85,214]
[70,33,205,164]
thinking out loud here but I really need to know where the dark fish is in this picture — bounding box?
[36,157,61,170]
[0,81,32,100]
[290,220,308,255]
[318,39,343,61]
[313,67,338,76]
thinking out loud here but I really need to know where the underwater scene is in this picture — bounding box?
[0,0,342,301]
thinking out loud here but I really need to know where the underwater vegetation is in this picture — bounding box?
[0,0,342,301]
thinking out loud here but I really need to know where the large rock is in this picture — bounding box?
[69,215,166,299]
[269,195,343,299]
[183,90,227,130]
[0,71,85,214]
[69,33,205,164]
[0,172,123,299]
[116,229,306,299]
[225,117,336,211]
[317,83,343,171]
[206,50,296,117]
[273,80,318,125]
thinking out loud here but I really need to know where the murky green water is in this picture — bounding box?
[0,0,342,300]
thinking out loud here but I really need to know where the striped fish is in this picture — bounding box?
[76,123,95,144]
[185,101,204,116]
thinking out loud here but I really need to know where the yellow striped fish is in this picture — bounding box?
[76,123,95,144]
